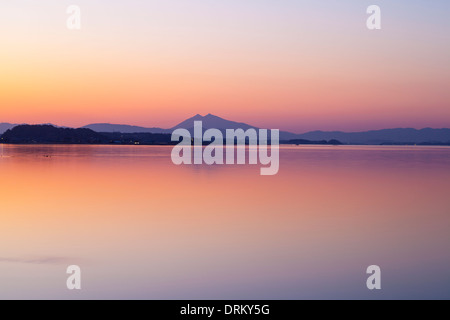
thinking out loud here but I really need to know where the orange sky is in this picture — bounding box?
[1,1,449,132]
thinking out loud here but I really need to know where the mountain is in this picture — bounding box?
[82,114,298,140]
[171,113,255,131]
[295,128,450,145]
[7,115,449,145]
[81,123,168,134]
[81,115,450,144]
[170,114,299,140]
[0,125,180,145]
[0,123,18,134]
[165,114,450,144]
[0,123,69,135]
[168,115,450,144]
[1,125,109,144]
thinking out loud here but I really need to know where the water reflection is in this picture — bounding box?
[1,145,449,299]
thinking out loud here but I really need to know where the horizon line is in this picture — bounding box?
[1,115,450,135]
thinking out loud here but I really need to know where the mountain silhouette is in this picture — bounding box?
[296,128,450,145]
[2,115,450,145]
[1,125,108,144]
[81,114,260,135]
[80,114,450,144]
[0,123,18,135]
[0,125,178,145]
[171,113,255,131]
[82,123,168,134]
[0,123,67,135]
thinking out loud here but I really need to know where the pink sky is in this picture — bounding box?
[1,1,449,133]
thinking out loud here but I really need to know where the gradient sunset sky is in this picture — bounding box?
[1,0,449,132]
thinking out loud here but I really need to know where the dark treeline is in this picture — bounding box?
[0,125,345,145]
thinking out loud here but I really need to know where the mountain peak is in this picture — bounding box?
[171,113,255,131]
[192,114,203,120]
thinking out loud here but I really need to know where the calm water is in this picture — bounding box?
[0,144,449,299]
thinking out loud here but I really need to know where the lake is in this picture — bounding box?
[1,144,449,299]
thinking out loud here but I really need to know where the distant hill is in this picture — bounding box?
[82,115,450,144]
[3,115,450,145]
[81,115,255,135]
[0,125,178,145]
[1,125,109,144]
[169,113,298,140]
[171,113,254,131]
[0,124,334,146]
[82,114,297,140]
[0,123,18,134]
[82,123,168,134]
[295,128,450,145]
[0,123,69,135]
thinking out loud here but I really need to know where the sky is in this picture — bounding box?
[0,0,449,133]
